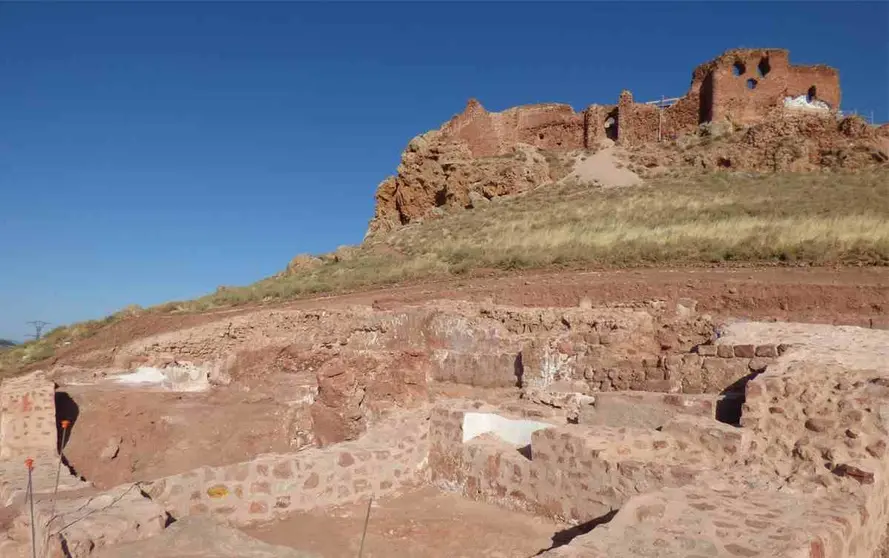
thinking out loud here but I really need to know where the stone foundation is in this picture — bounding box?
[142,409,430,526]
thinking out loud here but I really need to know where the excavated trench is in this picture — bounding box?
[54,299,772,490]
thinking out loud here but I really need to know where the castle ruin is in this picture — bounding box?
[441,48,842,152]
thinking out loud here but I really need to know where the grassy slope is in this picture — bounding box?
[2,168,887,377]
[192,168,889,309]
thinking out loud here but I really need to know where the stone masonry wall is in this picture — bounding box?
[428,404,743,524]
[142,409,430,526]
[740,361,889,556]
[707,48,841,125]
[0,371,57,459]
[521,338,781,396]
[440,99,585,157]
[539,323,889,557]
[614,91,660,147]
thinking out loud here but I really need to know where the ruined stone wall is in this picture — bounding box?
[520,334,779,395]
[538,323,889,557]
[706,49,841,125]
[0,372,57,459]
[142,409,430,526]
[440,99,585,157]
[582,104,617,145]
[740,362,889,555]
[661,94,701,140]
[612,91,660,146]
[428,404,743,523]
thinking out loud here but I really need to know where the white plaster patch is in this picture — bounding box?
[527,348,576,391]
[113,367,166,384]
[462,412,553,446]
[110,365,209,392]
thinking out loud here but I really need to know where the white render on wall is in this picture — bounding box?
[462,412,553,446]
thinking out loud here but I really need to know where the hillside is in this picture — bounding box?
[2,46,888,378]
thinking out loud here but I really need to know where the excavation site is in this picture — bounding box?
[2,293,889,557]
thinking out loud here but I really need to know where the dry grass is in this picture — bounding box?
[179,168,888,312]
[2,168,887,376]
[0,307,141,379]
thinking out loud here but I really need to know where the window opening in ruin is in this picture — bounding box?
[757,57,771,78]
[538,133,544,140]
[732,61,746,76]
[604,113,618,141]
[699,71,714,124]
[746,78,757,90]
[807,86,817,103]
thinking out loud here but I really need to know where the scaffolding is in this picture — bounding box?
[643,96,681,142]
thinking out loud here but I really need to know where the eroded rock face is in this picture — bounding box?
[310,350,429,445]
[368,132,555,234]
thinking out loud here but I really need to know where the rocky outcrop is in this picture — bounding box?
[368,129,557,235]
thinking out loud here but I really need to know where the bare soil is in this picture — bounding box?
[61,383,297,489]
[243,486,566,558]
[37,267,889,373]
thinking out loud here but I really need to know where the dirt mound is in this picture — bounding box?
[565,143,641,187]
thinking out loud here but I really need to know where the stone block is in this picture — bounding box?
[754,344,778,358]
[733,344,756,358]
[696,344,718,357]
[661,415,751,458]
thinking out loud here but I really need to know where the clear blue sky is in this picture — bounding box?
[1,2,887,342]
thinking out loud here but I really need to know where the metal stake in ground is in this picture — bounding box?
[25,458,36,558]
[42,420,72,558]
[357,496,373,558]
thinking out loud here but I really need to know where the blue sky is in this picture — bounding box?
[1,2,887,341]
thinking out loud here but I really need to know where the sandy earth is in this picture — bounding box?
[566,144,641,187]
[244,487,566,558]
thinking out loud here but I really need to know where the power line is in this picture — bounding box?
[25,321,51,341]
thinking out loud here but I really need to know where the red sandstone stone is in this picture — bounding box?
[249,501,268,514]
[733,345,756,358]
[755,344,778,357]
[303,472,320,489]
[697,344,718,356]
[832,463,874,484]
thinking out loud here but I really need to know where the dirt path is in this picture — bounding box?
[37,266,889,371]
[244,486,565,558]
